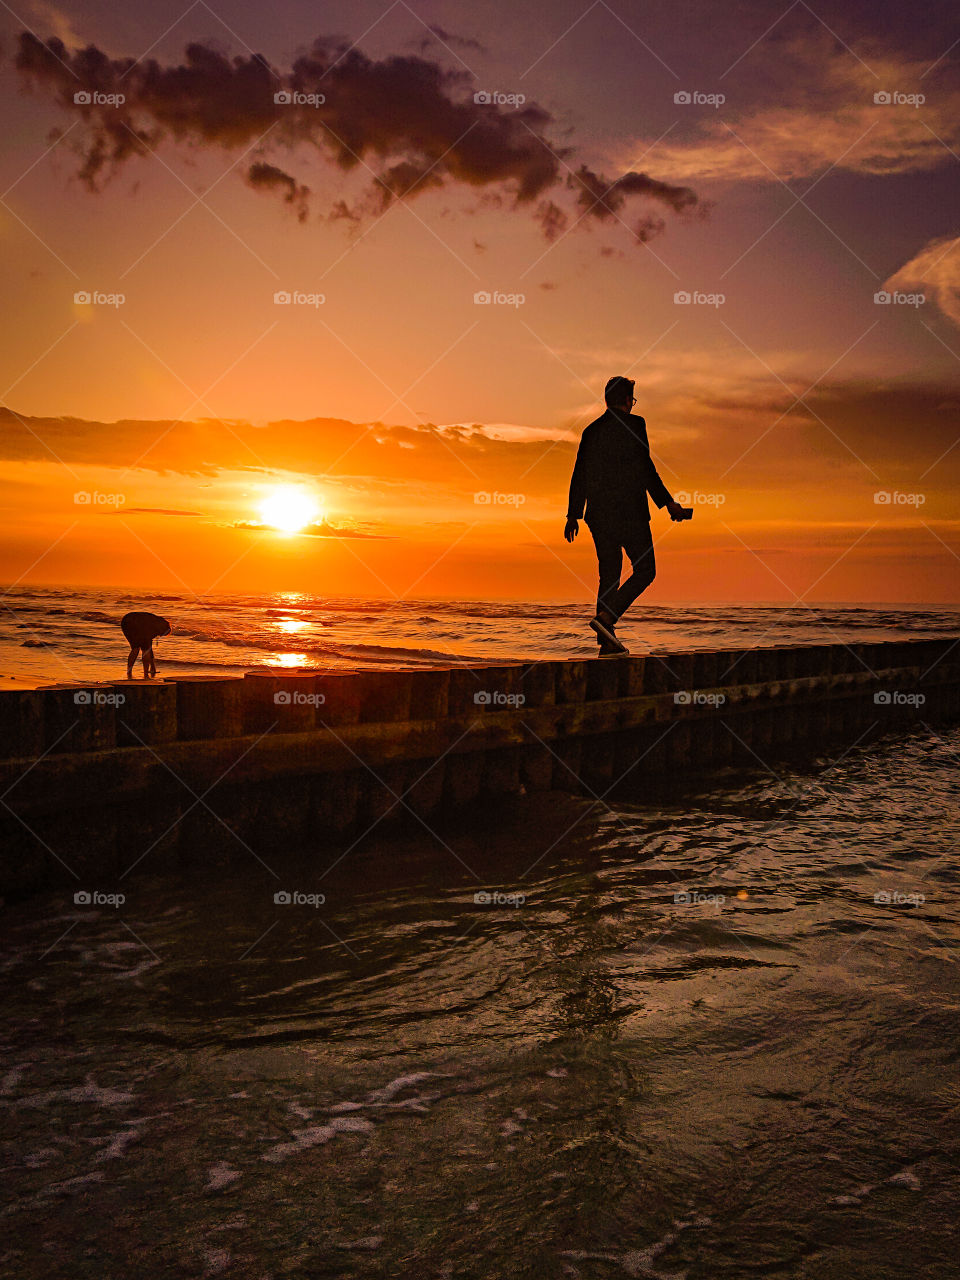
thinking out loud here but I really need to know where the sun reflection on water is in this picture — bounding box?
[273,653,307,668]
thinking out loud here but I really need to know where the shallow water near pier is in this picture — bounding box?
[2,724,959,1277]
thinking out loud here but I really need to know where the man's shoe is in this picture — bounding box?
[589,615,627,653]
[598,637,629,657]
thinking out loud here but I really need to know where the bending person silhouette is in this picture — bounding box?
[565,376,687,655]
[121,611,171,679]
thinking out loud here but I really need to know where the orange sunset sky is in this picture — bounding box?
[1,0,958,604]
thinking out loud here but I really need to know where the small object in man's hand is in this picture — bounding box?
[678,506,693,520]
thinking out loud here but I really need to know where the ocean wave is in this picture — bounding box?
[1,589,957,690]
[170,624,477,665]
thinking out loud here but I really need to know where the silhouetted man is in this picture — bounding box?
[565,376,686,655]
[121,611,171,679]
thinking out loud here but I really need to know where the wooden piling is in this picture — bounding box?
[405,670,452,816]
[165,675,245,741]
[0,689,43,760]
[518,662,556,792]
[38,684,117,754]
[443,666,500,807]
[112,680,178,747]
[243,671,324,734]
[356,670,413,723]
[552,660,588,791]
[316,672,363,727]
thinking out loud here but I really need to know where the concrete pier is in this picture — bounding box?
[1,638,956,895]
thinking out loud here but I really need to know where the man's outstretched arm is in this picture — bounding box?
[643,439,686,522]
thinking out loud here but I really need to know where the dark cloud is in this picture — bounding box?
[536,199,567,241]
[417,25,487,56]
[245,161,310,221]
[14,31,700,240]
[567,164,699,240]
[634,215,666,243]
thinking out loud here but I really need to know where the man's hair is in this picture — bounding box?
[604,375,635,406]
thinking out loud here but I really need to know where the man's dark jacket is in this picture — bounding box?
[567,409,672,526]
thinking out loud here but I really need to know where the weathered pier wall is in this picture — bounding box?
[0,638,957,896]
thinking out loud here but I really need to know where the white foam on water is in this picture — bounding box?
[561,1212,713,1279]
[831,1183,875,1206]
[202,1248,232,1275]
[3,1170,106,1217]
[95,1126,143,1161]
[205,1162,241,1192]
[97,941,142,955]
[322,1070,456,1121]
[111,958,161,982]
[23,1147,59,1168]
[44,1171,106,1196]
[888,1166,922,1189]
[563,1241,687,1280]
[365,1071,440,1103]
[261,1115,373,1163]
[0,1064,29,1095]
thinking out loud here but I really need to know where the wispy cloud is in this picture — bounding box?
[622,32,960,183]
[886,236,960,326]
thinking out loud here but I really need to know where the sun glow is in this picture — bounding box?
[259,486,319,534]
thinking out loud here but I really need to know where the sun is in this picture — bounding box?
[259,486,319,534]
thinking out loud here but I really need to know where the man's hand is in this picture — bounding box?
[564,517,579,543]
[666,499,686,522]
